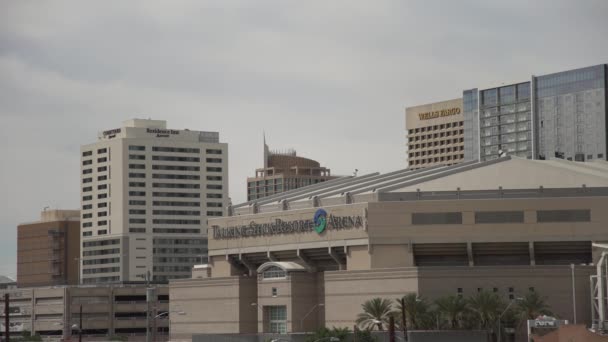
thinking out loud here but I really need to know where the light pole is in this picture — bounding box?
[497,297,523,342]
[153,311,185,342]
[300,303,324,332]
[571,263,577,324]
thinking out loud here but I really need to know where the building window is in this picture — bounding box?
[98,184,108,190]
[129,228,146,233]
[83,204,92,210]
[412,212,462,225]
[98,220,108,226]
[267,306,287,334]
[83,213,92,219]
[98,203,107,208]
[98,193,107,199]
[474,211,524,224]
[129,154,146,160]
[152,156,200,162]
[83,160,92,166]
[129,145,146,151]
[206,158,222,163]
[98,175,108,181]
[97,229,108,235]
[129,173,146,178]
[206,184,223,190]
[129,200,146,206]
[207,211,223,217]
[129,164,145,170]
[83,231,92,237]
[82,151,92,157]
[98,166,107,172]
[129,191,146,197]
[83,222,93,228]
[97,157,107,163]
[207,167,222,172]
[130,218,146,224]
[206,149,222,155]
[272,287,278,297]
[263,266,286,279]
[537,210,591,223]
[97,148,107,154]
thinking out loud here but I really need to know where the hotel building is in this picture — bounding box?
[246,140,334,201]
[79,119,228,284]
[17,209,80,287]
[407,64,608,167]
[405,98,465,169]
[170,156,608,340]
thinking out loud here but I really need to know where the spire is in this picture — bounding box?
[263,131,269,169]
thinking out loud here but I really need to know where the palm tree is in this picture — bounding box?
[395,293,432,330]
[466,291,505,331]
[515,291,553,320]
[435,295,467,329]
[356,297,395,330]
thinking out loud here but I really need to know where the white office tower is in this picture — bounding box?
[79,119,228,283]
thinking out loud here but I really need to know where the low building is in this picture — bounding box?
[0,276,16,290]
[0,285,168,341]
[246,138,335,201]
[170,156,608,341]
[17,209,80,287]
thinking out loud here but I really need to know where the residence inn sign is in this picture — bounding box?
[212,208,365,239]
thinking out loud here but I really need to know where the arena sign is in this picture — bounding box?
[212,209,364,239]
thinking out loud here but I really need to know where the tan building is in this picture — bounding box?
[80,119,229,283]
[0,285,168,341]
[170,156,608,341]
[17,209,80,288]
[405,98,465,169]
[246,139,335,201]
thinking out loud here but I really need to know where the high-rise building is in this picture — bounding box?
[17,209,80,287]
[246,139,335,201]
[407,63,608,167]
[478,82,533,161]
[405,98,465,169]
[79,119,228,284]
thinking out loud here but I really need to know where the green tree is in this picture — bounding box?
[515,291,553,320]
[356,297,395,331]
[394,294,433,330]
[434,295,467,329]
[466,291,505,332]
[304,327,350,342]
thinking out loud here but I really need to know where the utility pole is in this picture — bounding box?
[4,293,9,342]
[152,307,157,342]
[389,316,395,342]
[400,297,408,342]
[78,304,82,342]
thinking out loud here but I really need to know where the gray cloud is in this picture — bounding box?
[0,0,607,278]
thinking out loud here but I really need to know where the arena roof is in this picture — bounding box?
[231,156,608,216]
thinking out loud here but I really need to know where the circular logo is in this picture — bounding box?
[313,209,327,234]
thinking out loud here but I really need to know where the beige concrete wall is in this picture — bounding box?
[347,245,371,270]
[367,198,608,247]
[370,244,413,268]
[323,268,419,329]
[170,276,256,339]
[417,265,594,326]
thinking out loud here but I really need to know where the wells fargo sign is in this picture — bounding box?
[418,107,461,120]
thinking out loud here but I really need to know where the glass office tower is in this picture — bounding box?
[463,88,479,161]
[534,64,607,161]
[478,82,533,161]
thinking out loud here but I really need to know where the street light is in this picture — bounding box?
[497,297,523,342]
[152,310,185,342]
[300,303,324,331]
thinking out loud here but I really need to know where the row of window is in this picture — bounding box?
[128,145,222,155]
[83,257,120,265]
[408,129,464,141]
[83,202,108,210]
[408,121,464,135]
[83,266,120,274]
[409,146,464,158]
[411,209,591,225]
[408,138,464,150]
[128,154,223,163]
[82,175,108,183]
[130,191,211,198]
[409,154,465,165]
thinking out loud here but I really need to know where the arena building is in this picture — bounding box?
[170,156,608,340]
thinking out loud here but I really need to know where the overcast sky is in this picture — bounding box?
[1,0,607,278]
